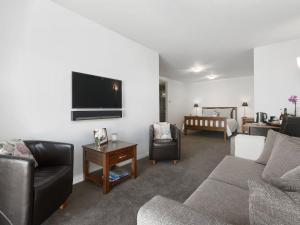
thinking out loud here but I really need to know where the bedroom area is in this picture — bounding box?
[161,75,254,142]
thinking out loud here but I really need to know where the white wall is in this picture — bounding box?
[185,76,254,126]
[160,77,187,129]
[0,0,159,182]
[254,39,300,117]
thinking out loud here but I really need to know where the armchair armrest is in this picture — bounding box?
[24,141,74,167]
[231,134,265,160]
[0,155,34,225]
[137,195,231,225]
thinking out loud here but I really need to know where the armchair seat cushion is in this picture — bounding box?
[33,166,72,225]
[153,139,177,148]
[34,166,70,188]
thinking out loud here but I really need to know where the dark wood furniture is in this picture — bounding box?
[82,141,137,194]
[249,123,281,137]
[241,117,255,133]
[184,107,237,143]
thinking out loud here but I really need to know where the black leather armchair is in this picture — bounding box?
[0,141,74,225]
[149,124,181,165]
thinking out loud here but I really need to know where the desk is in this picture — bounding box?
[249,123,280,136]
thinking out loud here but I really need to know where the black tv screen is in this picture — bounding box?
[72,72,122,108]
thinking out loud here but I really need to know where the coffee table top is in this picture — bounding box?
[83,140,137,153]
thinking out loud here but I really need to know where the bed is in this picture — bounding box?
[184,107,238,142]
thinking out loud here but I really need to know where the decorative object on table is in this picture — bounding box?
[288,95,298,116]
[193,103,199,116]
[153,122,172,140]
[111,133,118,142]
[242,102,248,117]
[93,128,108,146]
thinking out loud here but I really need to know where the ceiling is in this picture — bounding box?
[53,0,300,82]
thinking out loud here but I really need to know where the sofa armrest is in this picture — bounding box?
[231,134,265,160]
[137,195,231,225]
[0,155,34,225]
[24,140,74,167]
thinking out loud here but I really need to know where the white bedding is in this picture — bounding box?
[226,118,238,136]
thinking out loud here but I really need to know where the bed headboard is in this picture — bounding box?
[202,107,238,120]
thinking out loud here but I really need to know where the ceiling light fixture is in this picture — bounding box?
[206,75,218,80]
[297,57,300,68]
[187,65,206,73]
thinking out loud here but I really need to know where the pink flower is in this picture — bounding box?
[288,95,298,104]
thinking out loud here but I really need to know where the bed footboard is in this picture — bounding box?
[184,116,227,142]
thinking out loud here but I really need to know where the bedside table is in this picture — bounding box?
[241,117,255,134]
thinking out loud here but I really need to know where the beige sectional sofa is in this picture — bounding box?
[137,155,266,225]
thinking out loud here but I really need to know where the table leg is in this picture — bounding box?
[103,155,110,194]
[131,146,137,178]
[83,149,89,181]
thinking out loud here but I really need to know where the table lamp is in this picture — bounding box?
[242,102,248,117]
[194,103,199,116]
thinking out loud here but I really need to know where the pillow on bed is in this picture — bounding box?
[202,109,216,116]
[218,108,232,118]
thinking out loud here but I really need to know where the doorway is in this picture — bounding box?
[159,80,167,122]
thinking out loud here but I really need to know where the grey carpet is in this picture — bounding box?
[43,132,230,225]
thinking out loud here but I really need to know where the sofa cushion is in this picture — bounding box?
[248,179,300,225]
[256,129,278,165]
[262,134,300,182]
[33,166,73,225]
[270,165,300,192]
[208,155,265,189]
[138,195,231,225]
[153,139,177,148]
[0,140,38,167]
[153,122,172,140]
[184,179,249,225]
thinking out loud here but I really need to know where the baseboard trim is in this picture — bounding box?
[72,151,149,184]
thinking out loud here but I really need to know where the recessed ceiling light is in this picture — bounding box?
[206,75,218,80]
[187,65,206,73]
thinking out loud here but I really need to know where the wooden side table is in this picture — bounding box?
[241,117,255,133]
[82,141,137,194]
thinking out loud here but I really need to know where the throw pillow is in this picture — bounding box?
[270,165,300,192]
[248,179,300,225]
[0,140,38,167]
[153,122,172,140]
[262,134,300,182]
[256,129,278,165]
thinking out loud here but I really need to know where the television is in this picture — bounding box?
[72,72,122,109]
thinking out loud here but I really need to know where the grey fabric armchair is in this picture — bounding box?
[0,141,74,225]
[149,124,181,165]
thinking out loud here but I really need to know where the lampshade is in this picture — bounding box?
[194,103,199,108]
[242,102,248,107]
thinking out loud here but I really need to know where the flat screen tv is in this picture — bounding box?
[72,72,122,109]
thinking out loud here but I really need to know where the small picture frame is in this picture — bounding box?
[94,128,108,146]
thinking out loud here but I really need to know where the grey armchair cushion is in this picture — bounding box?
[262,134,300,182]
[248,180,300,225]
[256,129,278,165]
[270,165,300,192]
[137,195,231,225]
